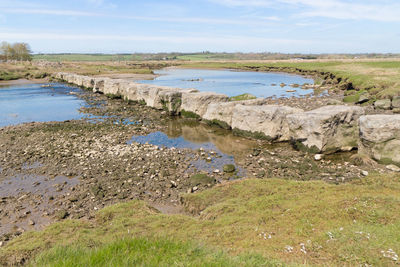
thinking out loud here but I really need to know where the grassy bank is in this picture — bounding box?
[2,172,399,266]
[183,61,400,100]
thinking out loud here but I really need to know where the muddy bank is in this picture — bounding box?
[0,78,49,86]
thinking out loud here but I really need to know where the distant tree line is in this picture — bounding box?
[0,41,32,61]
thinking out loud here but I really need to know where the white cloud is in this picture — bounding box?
[0,31,309,46]
[0,8,279,26]
[1,8,101,17]
[210,0,400,22]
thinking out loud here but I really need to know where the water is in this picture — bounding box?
[0,83,86,127]
[128,119,258,177]
[139,68,315,98]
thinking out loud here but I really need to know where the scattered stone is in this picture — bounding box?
[386,165,400,172]
[314,154,323,161]
[374,99,391,110]
[361,170,369,176]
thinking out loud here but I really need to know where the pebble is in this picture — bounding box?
[361,170,369,176]
[314,154,323,161]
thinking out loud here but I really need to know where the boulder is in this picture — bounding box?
[231,105,303,141]
[181,92,229,117]
[81,76,95,89]
[359,115,400,166]
[93,78,108,93]
[392,96,400,109]
[103,79,123,96]
[203,98,267,129]
[158,90,183,115]
[287,105,364,153]
[374,99,391,110]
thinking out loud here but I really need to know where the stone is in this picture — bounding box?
[374,99,391,110]
[231,105,303,141]
[314,154,323,161]
[386,165,400,172]
[287,105,365,153]
[361,170,369,176]
[223,164,236,173]
[357,92,370,104]
[392,96,400,109]
[158,90,183,115]
[359,115,400,166]
[203,98,267,128]
[181,92,229,117]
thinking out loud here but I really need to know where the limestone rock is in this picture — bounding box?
[391,96,400,109]
[203,98,267,128]
[359,115,400,166]
[287,105,364,153]
[231,105,303,141]
[181,92,229,117]
[374,99,391,110]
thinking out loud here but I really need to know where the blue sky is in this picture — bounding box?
[0,0,399,53]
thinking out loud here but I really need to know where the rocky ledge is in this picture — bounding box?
[55,72,400,167]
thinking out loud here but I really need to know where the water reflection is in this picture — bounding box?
[129,119,258,177]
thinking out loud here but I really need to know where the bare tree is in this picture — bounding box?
[0,41,32,61]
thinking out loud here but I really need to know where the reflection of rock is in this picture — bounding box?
[288,105,364,153]
[164,120,256,155]
[359,115,400,166]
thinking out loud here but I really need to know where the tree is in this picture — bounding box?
[0,41,32,61]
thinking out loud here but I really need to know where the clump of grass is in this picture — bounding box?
[229,93,257,101]
[32,238,274,267]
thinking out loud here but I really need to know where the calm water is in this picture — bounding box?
[0,83,85,127]
[128,120,258,177]
[139,68,315,98]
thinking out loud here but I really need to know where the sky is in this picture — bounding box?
[0,0,399,53]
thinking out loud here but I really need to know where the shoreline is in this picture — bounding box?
[0,78,49,86]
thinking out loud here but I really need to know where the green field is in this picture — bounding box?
[2,172,400,266]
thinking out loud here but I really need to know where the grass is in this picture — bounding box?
[2,172,400,266]
[31,238,275,267]
[229,93,257,101]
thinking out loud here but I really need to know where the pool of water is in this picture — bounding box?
[0,83,86,127]
[139,68,315,98]
[128,119,258,177]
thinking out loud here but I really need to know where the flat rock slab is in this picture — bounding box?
[359,115,400,166]
[232,105,303,141]
[203,98,267,128]
[287,105,364,153]
[181,92,229,117]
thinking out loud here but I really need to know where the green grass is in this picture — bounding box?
[32,238,276,267]
[2,172,400,266]
[229,93,257,101]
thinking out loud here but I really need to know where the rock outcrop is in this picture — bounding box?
[181,92,229,117]
[359,115,400,166]
[203,98,267,128]
[232,105,303,141]
[287,105,364,153]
